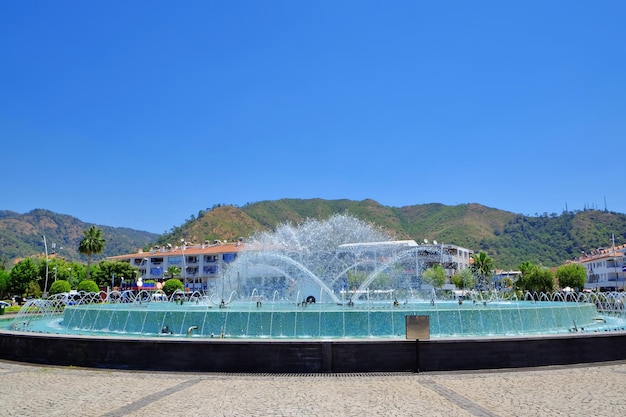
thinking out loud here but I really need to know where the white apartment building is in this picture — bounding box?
[107,240,245,292]
[109,239,473,293]
[336,240,473,289]
[576,244,626,291]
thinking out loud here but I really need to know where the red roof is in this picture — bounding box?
[107,242,246,260]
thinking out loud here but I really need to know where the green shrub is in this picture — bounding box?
[77,280,100,293]
[162,279,184,296]
[49,280,71,295]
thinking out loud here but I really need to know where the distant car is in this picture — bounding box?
[0,301,10,308]
[151,293,167,301]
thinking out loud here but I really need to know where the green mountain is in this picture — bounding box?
[4,200,626,270]
[157,199,626,270]
[0,209,159,266]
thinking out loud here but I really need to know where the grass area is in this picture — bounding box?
[1,303,21,314]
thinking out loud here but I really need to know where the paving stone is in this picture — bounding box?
[0,360,624,416]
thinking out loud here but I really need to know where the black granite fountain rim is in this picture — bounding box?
[3,327,626,373]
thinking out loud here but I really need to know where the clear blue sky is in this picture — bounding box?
[2,1,625,234]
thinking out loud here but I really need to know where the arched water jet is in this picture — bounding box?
[354,249,422,298]
[225,251,341,303]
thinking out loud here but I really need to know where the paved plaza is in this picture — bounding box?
[1,360,625,416]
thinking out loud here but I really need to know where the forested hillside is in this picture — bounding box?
[0,209,158,265]
[3,201,625,270]
[156,199,626,270]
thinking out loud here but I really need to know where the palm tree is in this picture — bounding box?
[78,226,106,281]
[166,265,181,279]
[471,252,494,290]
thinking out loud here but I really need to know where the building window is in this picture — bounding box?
[203,265,218,274]
[223,253,237,263]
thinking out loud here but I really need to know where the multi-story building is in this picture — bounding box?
[107,240,245,292]
[336,240,473,289]
[576,244,626,291]
[491,270,522,290]
[108,238,473,293]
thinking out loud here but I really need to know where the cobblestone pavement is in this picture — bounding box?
[1,360,625,417]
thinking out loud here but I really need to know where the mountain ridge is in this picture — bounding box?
[156,199,626,269]
[3,200,626,270]
[0,208,159,265]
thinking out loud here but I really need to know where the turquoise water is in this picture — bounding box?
[5,300,624,339]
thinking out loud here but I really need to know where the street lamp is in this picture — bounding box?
[52,243,63,281]
[68,268,72,287]
[43,236,49,296]
[136,257,148,280]
[135,258,148,299]
[181,239,187,290]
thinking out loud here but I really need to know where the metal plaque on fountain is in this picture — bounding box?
[406,315,430,340]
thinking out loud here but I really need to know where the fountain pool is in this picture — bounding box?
[6,296,625,339]
[2,215,626,372]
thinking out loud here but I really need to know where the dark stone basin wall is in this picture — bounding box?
[2,331,626,373]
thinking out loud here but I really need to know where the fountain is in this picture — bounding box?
[2,214,626,372]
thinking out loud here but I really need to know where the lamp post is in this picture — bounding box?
[52,243,63,281]
[181,239,187,290]
[68,268,72,288]
[136,258,148,279]
[135,257,148,299]
[137,277,144,304]
[43,236,49,296]
[135,257,148,283]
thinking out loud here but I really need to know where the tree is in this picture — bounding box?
[556,263,587,290]
[471,252,495,289]
[165,266,181,279]
[422,265,447,289]
[519,265,554,293]
[9,258,39,295]
[49,280,71,295]
[162,278,184,296]
[518,261,535,276]
[91,260,138,288]
[370,272,391,290]
[77,280,100,293]
[24,281,42,298]
[78,226,106,281]
[347,271,366,290]
[65,262,86,289]
[344,270,391,291]
[451,268,475,292]
[516,261,538,291]
[0,269,9,298]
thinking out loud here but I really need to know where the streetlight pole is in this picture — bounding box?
[52,243,62,281]
[136,257,148,280]
[43,235,49,296]
[181,239,187,290]
[134,257,148,296]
